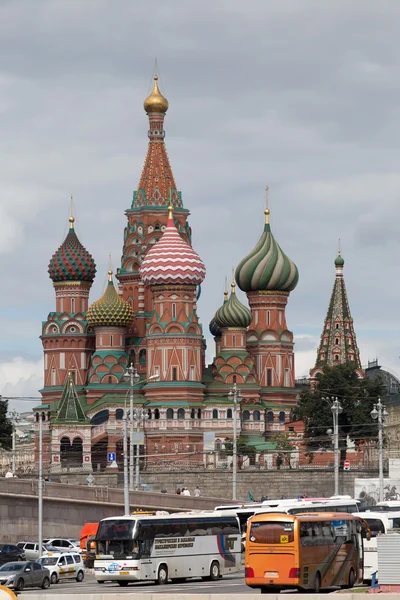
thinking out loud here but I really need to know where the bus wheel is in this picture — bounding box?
[157,564,168,585]
[210,561,220,581]
[313,572,321,593]
[173,577,186,583]
[118,581,129,587]
[343,569,355,589]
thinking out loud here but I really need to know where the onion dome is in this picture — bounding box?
[48,216,96,283]
[87,270,134,328]
[235,190,299,293]
[214,282,252,329]
[144,75,169,114]
[209,289,228,337]
[335,253,344,267]
[140,206,206,286]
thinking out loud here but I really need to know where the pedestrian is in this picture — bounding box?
[161,488,167,494]
[194,486,201,497]
[182,487,190,496]
[5,471,13,478]
[176,487,181,495]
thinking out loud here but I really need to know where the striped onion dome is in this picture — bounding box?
[209,290,228,337]
[49,216,96,283]
[87,270,134,328]
[140,206,206,286]
[235,206,299,293]
[214,283,252,329]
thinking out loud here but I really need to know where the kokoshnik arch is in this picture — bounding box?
[37,76,302,472]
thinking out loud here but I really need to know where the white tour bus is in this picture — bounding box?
[94,511,241,586]
[352,510,400,580]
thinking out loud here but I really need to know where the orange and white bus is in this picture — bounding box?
[245,512,369,593]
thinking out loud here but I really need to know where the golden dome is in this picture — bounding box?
[144,75,169,114]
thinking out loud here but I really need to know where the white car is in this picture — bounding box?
[16,542,59,561]
[38,553,84,584]
[42,538,81,554]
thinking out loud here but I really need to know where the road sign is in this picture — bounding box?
[132,432,145,445]
[107,452,116,462]
[343,460,350,471]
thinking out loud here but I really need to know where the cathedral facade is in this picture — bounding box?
[38,77,299,472]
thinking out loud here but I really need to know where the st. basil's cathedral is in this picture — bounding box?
[36,76,360,473]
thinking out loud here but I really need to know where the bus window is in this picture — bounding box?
[392,518,400,529]
[363,518,385,537]
[249,521,294,544]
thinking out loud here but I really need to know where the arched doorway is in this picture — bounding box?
[71,437,83,466]
[91,436,108,472]
[60,436,71,467]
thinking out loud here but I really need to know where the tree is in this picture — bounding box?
[224,437,257,460]
[293,364,385,463]
[271,433,296,469]
[0,397,12,451]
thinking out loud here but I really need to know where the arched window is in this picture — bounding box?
[90,409,109,426]
[215,440,221,452]
[253,410,260,421]
[227,408,233,419]
[116,409,124,420]
[212,409,218,419]
[191,408,195,419]
[267,411,274,423]
[197,408,202,419]
[139,349,146,365]
[166,408,174,419]
[279,411,285,423]
[335,338,339,345]
[147,409,152,420]
[154,409,160,420]
[177,408,185,420]
[243,410,250,421]
[108,376,113,384]
[334,355,340,362]
[335,323,339,329]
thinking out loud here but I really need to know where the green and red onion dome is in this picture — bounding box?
[48,216,96,283]
[214,283,252,329]
[87,271,134,328]
[235,208,299,293]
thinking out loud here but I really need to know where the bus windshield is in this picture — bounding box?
[96,519,139,559]
[249,521,294,544]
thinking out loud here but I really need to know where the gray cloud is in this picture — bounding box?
[1,0,400,396]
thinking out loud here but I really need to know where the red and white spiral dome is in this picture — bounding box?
[140,208,206,286]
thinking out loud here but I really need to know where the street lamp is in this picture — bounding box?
[371,398,388,502]
[228,382,242,500]
[123,364,140,492]
[131,407,150,490]
[322,396,343,496]
[9,409,20,475]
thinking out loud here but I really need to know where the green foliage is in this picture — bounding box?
[224,436,257,458]
[271,433,295,468]
[0,398,12,451]
[293,364,385,458]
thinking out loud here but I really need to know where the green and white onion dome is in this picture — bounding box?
[209,289,228,337]
[214,283,252,329]
[87,270,134,328]
[235,207,299,293]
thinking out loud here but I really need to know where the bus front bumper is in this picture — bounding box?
[94,568,140,582]
[245,576,300,589]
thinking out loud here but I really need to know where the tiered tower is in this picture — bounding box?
[235,189,299,412]
[117,75,191,374]
[41,214,96,400]
[310,248,363,380]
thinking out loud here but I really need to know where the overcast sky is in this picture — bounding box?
[1,0,400,413]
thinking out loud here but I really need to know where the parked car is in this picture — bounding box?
[0,545,25,564]
[39,553,84,584]
[42,538,81,553]
[0,561,50,591]
[16,542,59,561]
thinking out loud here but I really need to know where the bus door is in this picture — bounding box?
[248,520,297,585]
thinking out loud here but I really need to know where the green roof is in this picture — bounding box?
[53,375,89,424]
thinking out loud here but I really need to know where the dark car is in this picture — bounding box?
[0,544,25,564]
[0,561,50,591]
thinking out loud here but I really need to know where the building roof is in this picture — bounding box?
[54,373,89,424]
[140,206,206,286]
[48,216,96,284]
[235,190,298,293]
[87,270,134,328]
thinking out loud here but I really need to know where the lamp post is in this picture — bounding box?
[123,364,140,492]
[9,409,20,475]
[228,382,242,500]
[371,399,388,502]
[323,396,343,496]
[122,406,129,514]
[131,407,150,490]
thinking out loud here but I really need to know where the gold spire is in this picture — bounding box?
[168,204,173,220]
[231,267,236,293]
[223,276,228,301]
[338,238,341,255]
[144,74,169,114]
[108,269,113,282]
[69,194,75,229]
[264,185,270,224]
